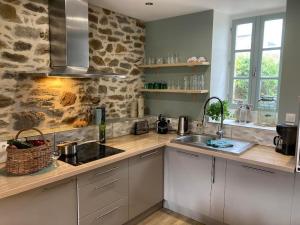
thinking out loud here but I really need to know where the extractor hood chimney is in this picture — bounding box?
[48,0,125,78]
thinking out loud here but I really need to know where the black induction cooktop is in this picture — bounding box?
[59,142,124,166]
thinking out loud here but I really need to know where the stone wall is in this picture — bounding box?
[0,0,145,137]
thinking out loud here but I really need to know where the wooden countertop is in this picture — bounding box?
[0,132,295,200]
[166,143,295,173]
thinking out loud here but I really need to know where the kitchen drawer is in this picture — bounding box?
[80,198,128,225]
[78,166,128,218]
[77,160,128,188]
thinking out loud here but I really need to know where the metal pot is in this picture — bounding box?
[57,141,77,156]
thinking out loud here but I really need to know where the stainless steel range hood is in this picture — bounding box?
[47,0,125,78]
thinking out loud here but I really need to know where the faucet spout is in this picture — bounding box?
[202,96,224,139]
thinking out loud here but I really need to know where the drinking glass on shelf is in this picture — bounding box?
[184,76,189,90]
[188,76,193,90]
[52,147,61,168]
[167,80,171,89]
[163,57,168,64]
[196,75,200,90]
[176,80,181,90]
[200,74,205,90]
[169,53,176,64]
[174,53,179,64]
[190,75,197,90]
[163,81,168,89]
[156,57,163,64]
[167,53,172,64]
[172,80,176,89]
[148,57,156,65]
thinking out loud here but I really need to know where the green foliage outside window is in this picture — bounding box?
[233,53,279,103]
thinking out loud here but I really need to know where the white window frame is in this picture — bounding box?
[229,13,285,110]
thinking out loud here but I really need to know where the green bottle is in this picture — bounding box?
[97,107,106,143]
[99,122,106,143]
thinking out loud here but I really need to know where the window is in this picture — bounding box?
[230,14,285,109]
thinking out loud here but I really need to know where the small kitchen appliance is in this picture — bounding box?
[178,116,189,136]
[133,120,149,135]
[156,114,169,134]
[274,124,297,155]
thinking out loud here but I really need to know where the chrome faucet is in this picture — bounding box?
[202,97,224,139]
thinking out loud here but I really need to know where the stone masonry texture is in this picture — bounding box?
[0,0,145,136]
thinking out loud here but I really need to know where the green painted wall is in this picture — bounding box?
[278,0,300,122]
[144,10,214,120]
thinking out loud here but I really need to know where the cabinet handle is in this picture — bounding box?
[140,150,160,159]
[242,165,274,174]
[94,179,120,190]
[42,179,74,192]
[96,206,121,220]
[176,150,199,158]
[211,157,216,184]
[94,166,119,177]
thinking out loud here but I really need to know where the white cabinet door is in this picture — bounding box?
[0,178,77,225]
[291,174,300,225]
[224,161,294,225]
[164,147,212,221]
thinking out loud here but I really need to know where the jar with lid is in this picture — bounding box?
[257,97,277,126]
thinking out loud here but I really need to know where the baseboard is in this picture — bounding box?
[125,201,163,225]
[164,200,225,225]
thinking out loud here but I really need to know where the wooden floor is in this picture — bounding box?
[137,209,205,225]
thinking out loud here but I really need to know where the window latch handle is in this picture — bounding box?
[252,67,257,77]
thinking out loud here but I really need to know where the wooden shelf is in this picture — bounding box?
[140,89,209,94]
[138,62,210,69]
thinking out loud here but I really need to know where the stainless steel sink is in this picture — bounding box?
[171,134,255,155]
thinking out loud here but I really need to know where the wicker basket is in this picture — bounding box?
[6,128,52,176]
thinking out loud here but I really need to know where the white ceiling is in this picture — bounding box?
[89,0,286,22]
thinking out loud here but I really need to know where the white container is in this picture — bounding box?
[130,100,138,118]
[138,96,144,118]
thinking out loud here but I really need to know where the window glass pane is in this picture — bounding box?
[261,50,281,77]
[263,19,283,48]
[235,23,253,50]
[234,52,251,77]
[259,79,278,100]
[232,79,249,104]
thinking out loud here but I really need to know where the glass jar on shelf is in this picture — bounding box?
[257,96,277,126]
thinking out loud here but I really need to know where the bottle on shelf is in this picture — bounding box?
[138,96,144,118]
[130,100,138,118]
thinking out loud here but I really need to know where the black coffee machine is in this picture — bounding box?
[274,124,298,155]
[156,114,169,134]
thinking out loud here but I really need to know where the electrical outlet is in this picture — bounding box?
[285,113,296,123]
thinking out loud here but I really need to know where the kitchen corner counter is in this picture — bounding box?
[0,132,175,200]
[0,132,295,200]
